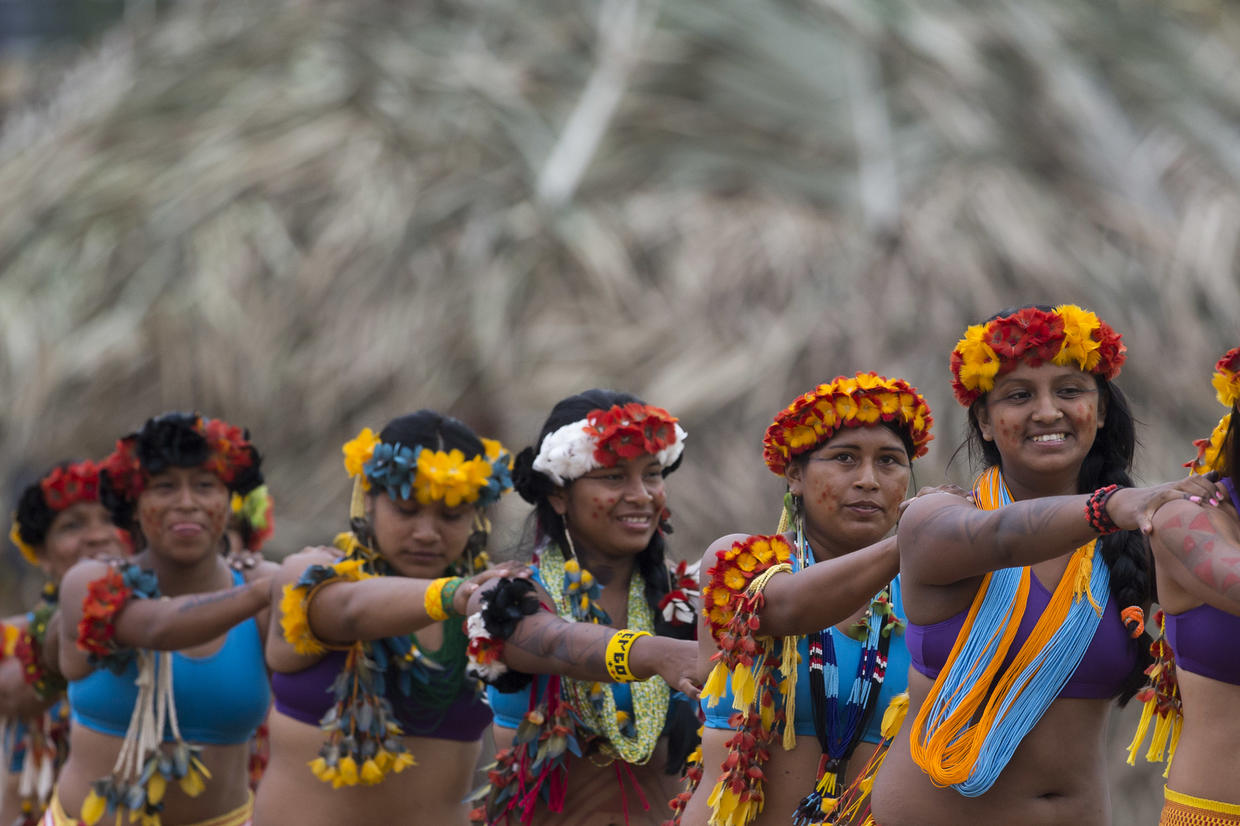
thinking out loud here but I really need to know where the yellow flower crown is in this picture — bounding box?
[341,427,512,507]
[950,304,1126,406]
[1187,346,1240,475]
[763,373,933,476]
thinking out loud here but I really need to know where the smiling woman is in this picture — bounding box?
[468,389,701,826]
[870,306,1217,826]
[50,412,276,826]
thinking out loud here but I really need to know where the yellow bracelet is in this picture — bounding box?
[424,577,456,622]
[604,630,651,683]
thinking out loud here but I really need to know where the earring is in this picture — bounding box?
[561,514,577,560]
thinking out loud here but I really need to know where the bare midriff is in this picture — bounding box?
[870,671,1112,826]
[55,726,251,825]
[251,706,482,826]
[1164,670,1240,805]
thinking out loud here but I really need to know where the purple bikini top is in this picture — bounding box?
[906,573,1137,699]
[272,650,492,742]
[1163,476,1240,686]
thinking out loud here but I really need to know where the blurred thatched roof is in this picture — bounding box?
[1,0,1236,591]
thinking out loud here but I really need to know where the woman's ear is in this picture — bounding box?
[975,401,995,442]
[785,461,805,497]
[547,486,569,516]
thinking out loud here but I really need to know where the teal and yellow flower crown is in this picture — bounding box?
[341,428,512,507]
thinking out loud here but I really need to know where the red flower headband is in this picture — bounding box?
[102,415,257,501]
[763,373,933,476]
[531,403,688,485]
[950,305,1126,406]
[40,461,103,511]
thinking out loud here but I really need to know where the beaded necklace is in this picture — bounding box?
[538,544,668,765]
[791,535,901,825]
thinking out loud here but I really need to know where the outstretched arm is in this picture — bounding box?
[58,559,270,680]
[1150,498,1240,615]
[899,477,1218,587]
[306,561,520,644]
[757,536,899,637]
[466,580,700,697]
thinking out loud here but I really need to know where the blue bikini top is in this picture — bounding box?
[68,569,270,745]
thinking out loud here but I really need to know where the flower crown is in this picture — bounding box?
[531,402,688,486]
[230,485,275,551]
[9,460,104,566]
[763,373,933,476]
[341,428,512,507]
[1187,346,1240,474]
[950,305,1126,406]
[101,415,259,502]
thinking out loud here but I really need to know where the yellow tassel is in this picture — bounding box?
[702,662,729,706]
[881,691,909,738]
[1125,697,1155,766]
[731,662,756,710]
[780,633,799,750]
[1071,544,1104,616]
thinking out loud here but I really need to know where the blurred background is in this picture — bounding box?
[1,0,1237,820]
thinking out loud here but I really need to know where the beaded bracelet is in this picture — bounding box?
[604,629,650,683]
[1084,484,1122,535]
[424,576,464,622]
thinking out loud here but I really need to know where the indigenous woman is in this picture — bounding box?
[1127,346,1240,826]
[2,460,129,825]
[871,305,1213,826]
[257,411,518,826]
[468,389,702,826]
[52,413,276,826]
[675,373,933,826]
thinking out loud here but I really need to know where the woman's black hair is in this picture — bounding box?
[510,389,694,770]
[960,305,1152,706]
[99,412,264,534]
[13,461,76,553]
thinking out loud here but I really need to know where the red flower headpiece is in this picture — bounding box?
[950,304,1126,406]
[584,403,681,467]
[40,461,102,511]
[763,373,933,476]
[102,415,258,501]
[531,402,688,485]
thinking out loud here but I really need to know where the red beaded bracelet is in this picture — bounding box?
[1084,484,1122,534]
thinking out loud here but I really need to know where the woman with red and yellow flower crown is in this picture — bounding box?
[50,412,278,826]
[673,373,933,826]
[2,460,130,825]
[1125,346,1240,825]
[870,305,1215,826]
[467,389,702,826]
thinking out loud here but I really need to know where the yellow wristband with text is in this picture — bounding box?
[604,629,651,683]
[424,577,458,622]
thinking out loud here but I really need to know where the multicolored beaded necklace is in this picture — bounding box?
[791,532,903,825]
